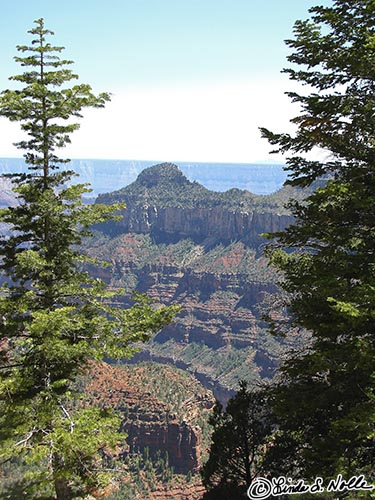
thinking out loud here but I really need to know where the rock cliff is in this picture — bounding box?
[86,164,300,396]
[84,362,215,475]
[102,204,291,246]
[96,163,294,246]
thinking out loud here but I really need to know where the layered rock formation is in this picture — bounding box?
[84,362,215,475]
[102,204,291,246]
[96,162,293,245]
[86,164,300,397]
[123,418,201,474]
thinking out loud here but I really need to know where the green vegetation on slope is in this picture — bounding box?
[97,162,306,214]
[0,19,178,500]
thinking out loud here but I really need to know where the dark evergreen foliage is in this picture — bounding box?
[201,382,272,497]
[260,0,375,484]
[0,19,177,499]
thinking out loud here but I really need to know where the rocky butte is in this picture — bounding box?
[95,162,292,245]
[87,163,302,402]
[83,362,214,474]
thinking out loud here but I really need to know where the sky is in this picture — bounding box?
[0,0,324,163]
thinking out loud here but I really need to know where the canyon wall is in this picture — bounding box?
[86,163,298,394]
[84,362,215,475]
[104,204,291,246]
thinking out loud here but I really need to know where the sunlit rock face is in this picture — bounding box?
[84,164,301,399]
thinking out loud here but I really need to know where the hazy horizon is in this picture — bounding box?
[0,157,288,195]
[0,1,329,164]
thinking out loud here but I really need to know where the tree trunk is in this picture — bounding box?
[54,477,72,500]
[53,451,72,500]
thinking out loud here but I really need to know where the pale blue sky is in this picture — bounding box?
[0,1,327,162]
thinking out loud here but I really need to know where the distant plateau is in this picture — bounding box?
[0,158,287,196]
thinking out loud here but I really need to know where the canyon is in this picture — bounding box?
[0,160,301,497]
[86,163,301,401]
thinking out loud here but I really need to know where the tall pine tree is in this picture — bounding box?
[260,0,375,484]
[202,382,272,499]
[0,19,178,499]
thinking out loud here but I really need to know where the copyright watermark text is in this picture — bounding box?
[247,474,374,499]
